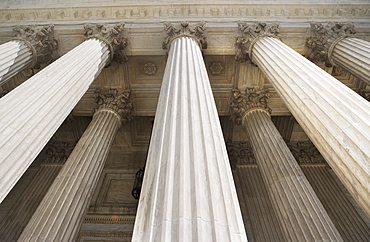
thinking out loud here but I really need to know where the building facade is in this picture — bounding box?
[0,0,369,241]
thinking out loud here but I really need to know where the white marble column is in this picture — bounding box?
[0,25,57,86]
[18,88,132,242]
[231,88,342,241]
[0,142,73,241]
[237,22,370,218]
[307,23,370,85]
[132,22,247,241]
[0,23,127,203]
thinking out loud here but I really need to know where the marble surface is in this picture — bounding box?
[252,36,370,219]
[132,37,247,241]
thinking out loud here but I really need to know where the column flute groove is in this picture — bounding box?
[133,22,247,241]
[237,22,370,218]
[0,23,127,203]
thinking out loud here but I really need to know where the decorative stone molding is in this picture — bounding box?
[94,88,133,124]
[84,214,135,224]
[143,61,157,75]
[230,88,271,125]
[288,141,327,164]
[162,21,207,50]
[209,61,223,75]
[84,23,127,63]
[11,25,58,68]
[235,22,279,62]
[306,22,356,66]
[42,141,75,164]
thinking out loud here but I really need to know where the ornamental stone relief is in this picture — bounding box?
[84,23,127,63]
[12,25,58,68]
[306,22,355,66]
[162,21,207,50]
[143,62,157,76]
[209,61,223,76]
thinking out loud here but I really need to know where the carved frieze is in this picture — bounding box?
[235,22,279,62]
[84,23,127,63]
[306,22,356,66]
[12,25,58,68]
[162,22,207,50]
[230,88,271,125]
[94,88,133,124]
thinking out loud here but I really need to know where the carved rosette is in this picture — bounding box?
[306,22,356,66]
[84,23,127,63]
[235,22,279,62]
[12,25,58,68]
[42,142,75,164]
[94,88,133,124]
[230,88,271,125]
[162,22,207,50]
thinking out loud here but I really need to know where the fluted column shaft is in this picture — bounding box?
[18,109,121,241]
[241,108,342,241]
[331,38,370,84]
[132,36,247,241]
[251,36,370,218]
[0,40,34,86]
[0,143,72,241]
[0,38,109,203]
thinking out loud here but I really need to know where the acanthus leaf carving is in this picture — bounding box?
[84,23,128,64]
[236,22,279,62]
[12,25,58,68]
[230,88,271,125]
[94,88,133,124]
[162,22,207,50]
[306,22,355,66]
[288,141,327,164]
[43,141,75,164]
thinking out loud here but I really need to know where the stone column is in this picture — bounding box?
[0,142,74,241]
[289,142,370,242]
[132,22,247,241]
[0,23,127,203]
[231,88,342,241]
[0,25,57,86]
[18,88,132,242]
[306,23,370,85]
[236,22,370,218]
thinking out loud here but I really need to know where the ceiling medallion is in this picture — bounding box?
[209,61,223,75]
[143,62,157,76]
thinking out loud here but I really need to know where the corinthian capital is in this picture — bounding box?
[306,22,355,66]
[84,23,127,63]
[162,22,207,50]
[94,88,133,124]
[236,22,279,62]
[12,25,58,68]
[42,142,75,165]
[230,88,271,124]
